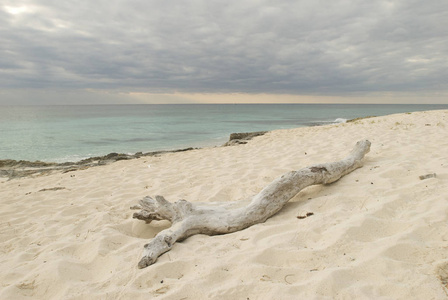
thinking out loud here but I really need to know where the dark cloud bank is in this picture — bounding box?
[1,0,447,104]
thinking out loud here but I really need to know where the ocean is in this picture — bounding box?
[1,104,447,162]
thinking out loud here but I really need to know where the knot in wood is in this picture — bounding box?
[310,166,328,173]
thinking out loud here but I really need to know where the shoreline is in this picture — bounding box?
[0,110,441,179]
[0,131,268,179]
[3,104,448,164]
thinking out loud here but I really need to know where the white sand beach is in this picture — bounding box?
[1,110,448,299]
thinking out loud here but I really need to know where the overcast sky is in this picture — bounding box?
[1,0,448,104]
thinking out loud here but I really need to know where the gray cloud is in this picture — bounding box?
[1,0,447,103]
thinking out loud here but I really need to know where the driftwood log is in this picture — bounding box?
[132,139,371,268]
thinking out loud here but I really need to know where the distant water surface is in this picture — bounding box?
[0,104,447,162]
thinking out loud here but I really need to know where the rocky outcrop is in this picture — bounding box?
[223,131,268,146]
[0,147,196,180]
[1,130,269,180]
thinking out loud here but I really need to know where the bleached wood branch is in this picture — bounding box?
[132,139,371,268]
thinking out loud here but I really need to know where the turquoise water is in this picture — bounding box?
[0,104,447,162]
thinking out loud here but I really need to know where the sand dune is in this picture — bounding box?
[1,110,448,299]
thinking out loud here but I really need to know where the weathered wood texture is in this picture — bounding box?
[132,140,371,268]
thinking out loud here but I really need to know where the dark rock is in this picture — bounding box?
[223,131,268,146]
[0,159,56,168]
[229,131,267,141]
